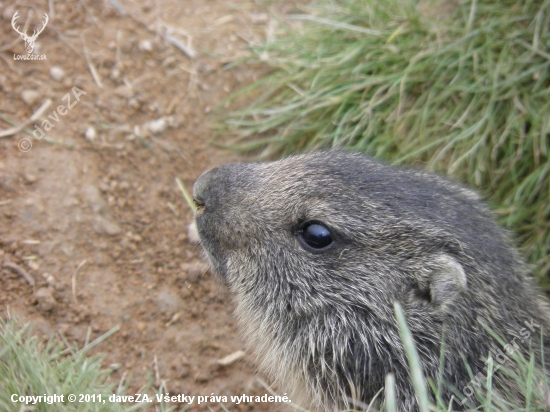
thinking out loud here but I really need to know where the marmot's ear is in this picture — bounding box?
[429,255,467,306]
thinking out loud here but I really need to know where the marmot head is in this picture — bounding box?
[193,151,547,411]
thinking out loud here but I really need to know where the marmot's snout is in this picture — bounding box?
[193,162,259,213]
[192,162,262,278]
[192,166,222,214]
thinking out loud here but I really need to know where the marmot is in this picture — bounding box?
[192,151,550,411]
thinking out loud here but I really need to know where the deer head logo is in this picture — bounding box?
[12,11,49,54]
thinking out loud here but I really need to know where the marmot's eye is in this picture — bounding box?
[299,222,333,249]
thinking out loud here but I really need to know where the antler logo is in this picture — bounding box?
[12,11,49,54]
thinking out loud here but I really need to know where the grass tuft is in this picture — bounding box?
[218,0,550,285]
[394,302,430,412]
[390,303,550,412]
[0,317,174,412]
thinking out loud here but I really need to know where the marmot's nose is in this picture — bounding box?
[193,165,231,212]
[193,162,258,214]
[192,169,214,212]
[193,196,205,210]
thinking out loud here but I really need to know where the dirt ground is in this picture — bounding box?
[0,1,303,410]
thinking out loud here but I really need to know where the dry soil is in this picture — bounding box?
[0,1,303,410]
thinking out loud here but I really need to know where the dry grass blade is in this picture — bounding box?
[176,177,196,213]
[0,99,52,138]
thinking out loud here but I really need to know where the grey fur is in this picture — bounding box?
[192,151,550,411]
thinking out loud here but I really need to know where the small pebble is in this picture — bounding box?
[94,216,122,236]
[35,287,57,312]
[110,68,121,80]
[23,172,37,183]
[128,98,141,110]
[83,185,108,215]
[46,275,56,288]
[27,260,39,271]
[114,85,134,99]
[85,126,97,141]
[50,66,65,81]
[21,90,41,105]
[119,181,130,190]
[138,39,153,52]
[146,118,167,134]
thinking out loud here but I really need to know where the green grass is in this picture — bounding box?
[2,303,539,412]
[387,303,550,412]
[218,0,550,286]
[0,317,174,412]
[394,302,430,412]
